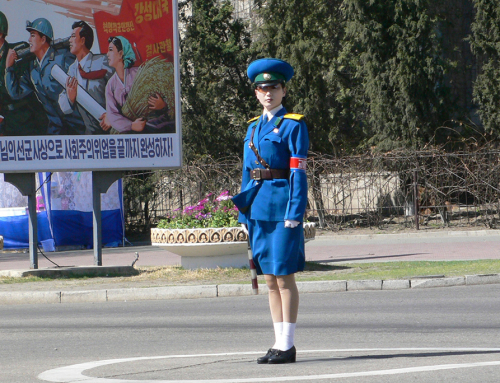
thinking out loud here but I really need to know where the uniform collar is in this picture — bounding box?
[257,106,287,143]
[36,46,54,69]
[78,52,91,69]
[263,104,283,121]
[37,48,49,67]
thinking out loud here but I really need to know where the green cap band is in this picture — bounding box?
[254,71,286,83]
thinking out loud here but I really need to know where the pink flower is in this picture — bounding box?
[198,198,209,205]
[216,190,232,201]
[198,193,214,206]
[195,212,212,220]
[183,205,197,215]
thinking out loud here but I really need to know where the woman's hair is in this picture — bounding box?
[108,36,136,69]
[108,36,122,51]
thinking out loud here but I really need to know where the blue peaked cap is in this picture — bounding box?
[247,58,294,84]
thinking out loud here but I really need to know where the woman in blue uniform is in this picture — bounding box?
[232,58,309,364]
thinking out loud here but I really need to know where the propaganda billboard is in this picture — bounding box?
[0,0,181,172]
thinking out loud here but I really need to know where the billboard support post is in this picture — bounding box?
[92,171,124,266]
[4,173,38,269]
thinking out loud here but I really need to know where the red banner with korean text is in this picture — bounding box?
[93,0,174,65]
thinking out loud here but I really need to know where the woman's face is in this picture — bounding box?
[107,42,123,68]
[255,83,286,112]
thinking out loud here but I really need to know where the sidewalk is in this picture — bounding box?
[3,228,500,270]
[1,228,500,304]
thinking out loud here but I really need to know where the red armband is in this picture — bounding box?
[290,157,307,171]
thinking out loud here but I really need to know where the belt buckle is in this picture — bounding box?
[252,168,262,180]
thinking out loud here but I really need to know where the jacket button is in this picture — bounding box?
[255,160,259,164]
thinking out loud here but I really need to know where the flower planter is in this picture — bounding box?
[151,223,317,270]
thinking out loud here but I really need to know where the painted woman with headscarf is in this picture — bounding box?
[105,36,167,133]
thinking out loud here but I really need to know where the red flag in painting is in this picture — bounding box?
[93,0,174,64]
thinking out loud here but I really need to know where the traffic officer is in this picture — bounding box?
[0,11,47,136]
[232,58,309,364]
[5,18,85,135]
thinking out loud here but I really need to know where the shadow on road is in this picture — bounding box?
[301,350,500,363]
[314,253,430,263]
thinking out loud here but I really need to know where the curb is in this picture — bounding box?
[314,229,500,242]
[0,266,137,278]
[1,273,499,305]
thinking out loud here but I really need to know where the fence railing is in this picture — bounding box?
[123,150,500,234]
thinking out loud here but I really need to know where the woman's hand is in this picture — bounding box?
[131,118,146,132]
[148,93,167,110]
[284,220,299,228]
[99,113,112,131]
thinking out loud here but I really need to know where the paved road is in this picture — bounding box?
[1,230,500,271]
[2,284,500,383]
[308,230,500,263]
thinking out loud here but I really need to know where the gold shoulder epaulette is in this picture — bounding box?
[284,113,305,121]
[247,116,260,123]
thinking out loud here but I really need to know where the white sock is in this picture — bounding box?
[272,322,283,349]
[279,322,296,351]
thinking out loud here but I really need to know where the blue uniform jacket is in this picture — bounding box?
[6,46,85,135]
[233,107,309,223]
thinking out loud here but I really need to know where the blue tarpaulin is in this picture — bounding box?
[0,212,52,249]
[0,172,124,250]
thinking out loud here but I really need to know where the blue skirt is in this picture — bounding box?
[247,219,305,276]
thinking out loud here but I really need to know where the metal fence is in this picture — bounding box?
[122,157,243,234]
[307,151,500,230]
[122,150,500,234]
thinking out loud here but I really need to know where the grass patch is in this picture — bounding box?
[0,276,50,284]
[297,260,500,282]
[132,265,256,284]
[2,260,500,286]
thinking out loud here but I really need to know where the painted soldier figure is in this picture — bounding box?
[0,11,47,136]
[232,58,309,364]
[59,20,114,135]
[5,18,85,135]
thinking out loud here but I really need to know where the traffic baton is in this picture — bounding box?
[247,238,258,295]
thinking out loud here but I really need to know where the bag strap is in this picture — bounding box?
[248,116,284,169]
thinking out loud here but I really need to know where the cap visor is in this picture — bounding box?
[254,80,283,87]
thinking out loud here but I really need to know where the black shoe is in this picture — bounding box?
[257,348,278,364]
[268,346,296,364]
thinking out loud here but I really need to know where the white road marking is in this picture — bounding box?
[38,348,500,383]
